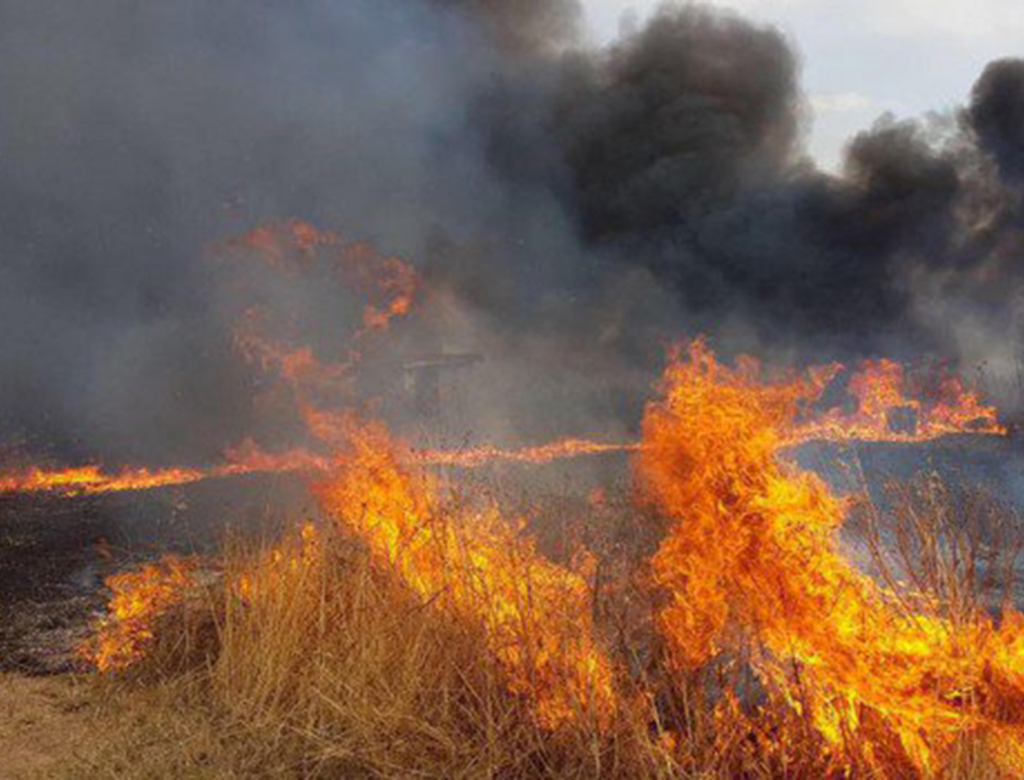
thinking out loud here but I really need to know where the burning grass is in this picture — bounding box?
[75,493,1021,777]
[72,525,669,778]
[640,340,1024,776]
[60,341,1024,778]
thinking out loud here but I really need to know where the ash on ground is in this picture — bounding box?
[0,474,312,674]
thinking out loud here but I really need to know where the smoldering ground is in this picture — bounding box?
[0,0,1023,466]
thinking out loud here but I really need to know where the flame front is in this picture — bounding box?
[73,336,1024,771]
[800,357,1006,443]
[314,418,619,729]
[1,351,1005,498]
[639,339,1024,774]
[412,437,640,468]
[80,556,197,673]
[0,446,329,497]
[0,438,635,497]
[0,464,212,496]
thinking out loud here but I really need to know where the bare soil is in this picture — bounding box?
[0,674,102,779]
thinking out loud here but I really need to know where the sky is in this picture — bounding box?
[582,0,1024,170]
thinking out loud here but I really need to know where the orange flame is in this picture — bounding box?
[227,220,419,400]
[80,555,198,673]
[314,418,618,729]
[223,219,418,336]
[800,358,1006,443]
[0,348,1006,499]
[638,339,1024,774]
[0,444,330,497]
[0,437,635,497]
[412,437,640,468]
[0,464,210,496]
[233,521,321,606]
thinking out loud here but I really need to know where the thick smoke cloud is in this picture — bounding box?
[463,4,1023,379]
[474,7,995,353]
[0,0,1022,464]
[970,58,1024,185]
[555,7,801,239]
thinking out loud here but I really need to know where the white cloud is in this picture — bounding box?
[853,0,1024,45]
[809,91,875,115]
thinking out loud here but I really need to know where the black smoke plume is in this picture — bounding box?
[0,0,1021,464]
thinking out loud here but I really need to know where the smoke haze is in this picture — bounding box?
[0,0,1022,464]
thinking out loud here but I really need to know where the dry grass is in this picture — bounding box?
[45,476,1024,779]
[60,523,673,779]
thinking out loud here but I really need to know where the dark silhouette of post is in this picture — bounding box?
[403,353,483,417]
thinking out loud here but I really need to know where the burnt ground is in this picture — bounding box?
[2,436,1023,676]
[0,474,314,674]
[796,433,1024,503]
[0,451,633,676]
[0,493,117,673]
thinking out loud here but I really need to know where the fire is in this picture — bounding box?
[227,220,419,399]
[0,219,422,499]
[929,370,1005,436]
[80,555,198,673]
[223,219,419,335]
[800,357,1006,443]
[221,439,331,476]
[412,437,640,468]
[77,416,622,731]
[0,445,327,497]
[0,464,209,496]
[71,332,1023,769]
[233,522,321,606]
[0,345,1005,499]
[0,437,634,497]
[235,323,355,396]
[638,339,1024,774]
[314,418,619,729]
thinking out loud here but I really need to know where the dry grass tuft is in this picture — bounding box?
[57,474,1023,779]
[70,522,673,778]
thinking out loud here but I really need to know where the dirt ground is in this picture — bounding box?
[0,673,265,779]
[0,675,104,779]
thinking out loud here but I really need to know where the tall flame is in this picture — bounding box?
[314,418,618,729]
[639,339,1024,774]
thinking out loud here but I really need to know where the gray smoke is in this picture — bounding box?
[0,0,1022,465]
[970,58,1024,187]
[434,0,582,51]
